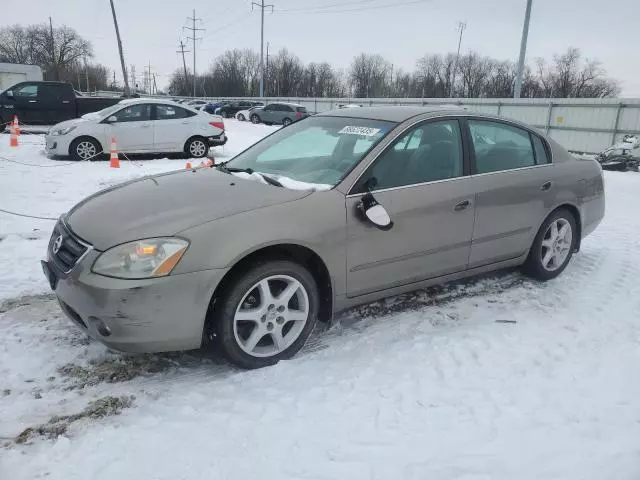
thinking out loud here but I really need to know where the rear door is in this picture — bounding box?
[152,104,199,151]
[345,119,475,296]
[466,118,554,267]
[39,83,75,124]
[103,103,154,152]
[278,104,295,124]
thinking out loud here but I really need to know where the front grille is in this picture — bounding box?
[48,220,89,273]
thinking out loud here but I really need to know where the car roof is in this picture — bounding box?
[118,98,194,108]
[268,101,303,107]
[316,105,467,122]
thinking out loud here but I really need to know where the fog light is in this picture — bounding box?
[88,316,112,337]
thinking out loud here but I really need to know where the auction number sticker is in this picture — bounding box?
[339,126,381,136]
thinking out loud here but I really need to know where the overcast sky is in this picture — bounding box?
[4,0,639,96]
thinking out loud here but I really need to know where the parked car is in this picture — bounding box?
[42,106,604,369]
[217,101,263,119]
[0,81,124,125]
[203,101,224,115]
[236,105,264,122]
[250,102,309,126]
[44,98,226,161]
[184,99,208,110]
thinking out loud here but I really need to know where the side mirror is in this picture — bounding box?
[106,116,117,123]
[358,192,393,230]
[5,90,13,98]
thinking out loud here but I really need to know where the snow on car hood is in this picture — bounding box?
[231,171,331,192]
[66,168,313,250]
[49,117,87,132]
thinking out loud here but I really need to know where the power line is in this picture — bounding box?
[184,9,205,96]
[276,0,376,12]
[277,0,432,15]
[252,0,274,98]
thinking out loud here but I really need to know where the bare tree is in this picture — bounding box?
[349,53,391,98]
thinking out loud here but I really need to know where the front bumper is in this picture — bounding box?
[45,134,73,157]
[208,132,227,146]
[43,248,229,353]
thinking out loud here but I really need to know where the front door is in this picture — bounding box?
[466,119,555,268]
[260,104,277,123]
[103,103,153,152]
[4,82,40,124]
[152,104,198,151]
[345,119,475,297]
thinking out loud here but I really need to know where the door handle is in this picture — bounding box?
[140,124,151,128]
[62,100,70,104]
[28,100,37,103]
[454,200,471,211]
[540,181,553,191]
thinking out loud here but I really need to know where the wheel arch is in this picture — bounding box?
[184,135,209,152]
[205,243,334,338]
[539,203,583,252]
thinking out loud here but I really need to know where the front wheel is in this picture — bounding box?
[221,111,229,119]
[185,137,209,158]
[523,208,577,281]
[251,114,260,124]
[69,137,103,161]
[213,260,319,369]
[237,113,245,121]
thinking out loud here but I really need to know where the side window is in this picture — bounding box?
[283,105,294,112]
[13,84,38,97]
[156,105,193,120]
[264,104,275,111]
[469,120,535,174]
[363,120,464,191]
[531,134,550,164]
[40,84,74,101]
[111,104,151,123]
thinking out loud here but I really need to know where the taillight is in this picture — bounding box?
[210,121,224,130]
[295,112,302,119]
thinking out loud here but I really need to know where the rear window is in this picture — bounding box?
[296,107,307,113]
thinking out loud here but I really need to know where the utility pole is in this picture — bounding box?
[84,56,90,92]
[265,41,270,97]
[185,9,204,97]
[146,61,152,94]
[252,0,274,98]
[450,21,466,98]
[109,0,131,96]
[514,0,533,99]
[130,64,136,92]
[153,74,158,95]
[113,71,116,89]
[176,40,190,95]
[48,17,58,80]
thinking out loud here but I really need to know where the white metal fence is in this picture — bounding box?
[210,96,640,153]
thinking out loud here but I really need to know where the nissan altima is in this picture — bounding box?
[42,106,605,369]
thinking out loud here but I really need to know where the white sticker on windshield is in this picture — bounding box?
[339,126,381,137]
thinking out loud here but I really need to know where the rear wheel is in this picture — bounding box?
[185,136,209,158]
[221,111,229,119]
[251,114,260,124]
[70,137,102,161]
[523,208,577,280]
[282,117,292,126]
[213,260,319,369]
[237,113,246,121]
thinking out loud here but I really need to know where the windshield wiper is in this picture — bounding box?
[217,164,283,187]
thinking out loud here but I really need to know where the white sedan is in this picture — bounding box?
[45,98,226,161]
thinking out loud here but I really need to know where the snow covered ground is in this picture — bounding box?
[1,124,640,479]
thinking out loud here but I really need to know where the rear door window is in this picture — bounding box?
[155,104,194,120]
[468,120,536,174]
[531,134,551,164]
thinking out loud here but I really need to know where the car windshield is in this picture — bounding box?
[226,116,396,187]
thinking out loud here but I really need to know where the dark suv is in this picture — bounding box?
[217,101,263,118]
[251,102,309,126]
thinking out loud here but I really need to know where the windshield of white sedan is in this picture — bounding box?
[226,117,396,186]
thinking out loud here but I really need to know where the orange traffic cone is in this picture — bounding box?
[9,122,18,147]
[109,137,120,168]
[13,115,20,136]
[200,158,213,168]
[185,161,193,169]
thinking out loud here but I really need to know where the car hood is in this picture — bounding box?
[50,117,90,131]
[66,168,312,251]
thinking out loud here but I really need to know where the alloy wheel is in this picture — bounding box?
[189,140,207,157]
[540,218,573,271]
[233,275,309,358]
[76,141,97,160]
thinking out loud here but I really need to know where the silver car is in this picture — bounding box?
[251,102,309,126]
[42,107,605,369]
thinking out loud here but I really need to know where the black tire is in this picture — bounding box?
[213,260,319,369]
[221,111,229,119]
[237,113,245,121]
[69,137,103,161]
[265,122,273,126]
[282,117,292,126]
[185,136,209,158]
[251,114,260,124]
[523,208,577,281]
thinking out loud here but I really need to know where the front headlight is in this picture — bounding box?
[92,238,189,279]
[50,125,77,136]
